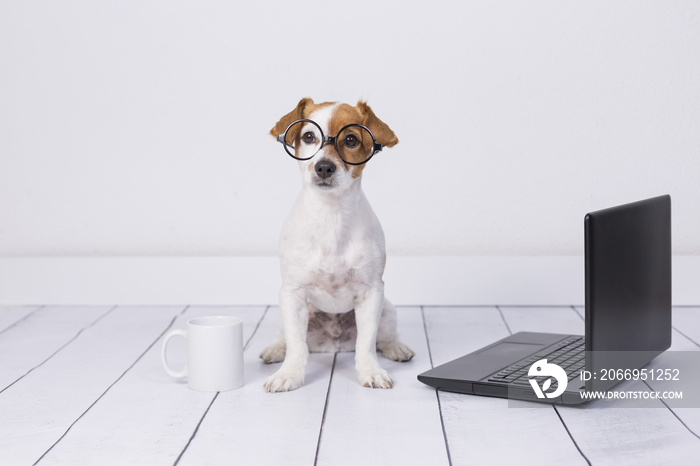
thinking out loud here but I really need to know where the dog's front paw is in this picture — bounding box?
[357,366,394,389]
[263,369,304,393]
[260,342,286,364]
[381,340,415,362]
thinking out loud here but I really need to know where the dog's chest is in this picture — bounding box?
[281,188,384,312]
[284,234,376,313]
[310,256,360,290]
[301,251,370,313]
[305,269,365,313]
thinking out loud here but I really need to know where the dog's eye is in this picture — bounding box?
[343,134,359,148]
[302,132,316,144]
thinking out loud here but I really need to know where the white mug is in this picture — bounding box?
[161,316,244,392]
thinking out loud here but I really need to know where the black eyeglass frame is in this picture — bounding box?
[276,118,383,166]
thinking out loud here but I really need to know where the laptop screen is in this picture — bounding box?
[584,195,672,391]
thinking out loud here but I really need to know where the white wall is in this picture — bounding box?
[2,1,698,257]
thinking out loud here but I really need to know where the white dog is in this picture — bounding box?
[260,98,414,392]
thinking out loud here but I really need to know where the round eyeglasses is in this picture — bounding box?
[276,119,383,165]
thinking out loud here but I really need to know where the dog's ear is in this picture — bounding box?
[356,101,398,148]
[270,98,314,138]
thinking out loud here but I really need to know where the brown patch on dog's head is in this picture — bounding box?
[271,98,339,163]
[327,101,398,178]
[356,101,398,148]
[270,98,336,143]
[270,97,311,138]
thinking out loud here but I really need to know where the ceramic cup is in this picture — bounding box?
[161,316,243,392]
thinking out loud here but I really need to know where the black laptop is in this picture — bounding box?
[418,195,672,404]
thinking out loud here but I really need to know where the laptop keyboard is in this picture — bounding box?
[487,336,585,387]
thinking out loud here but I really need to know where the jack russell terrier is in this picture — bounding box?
[260,98,415,392]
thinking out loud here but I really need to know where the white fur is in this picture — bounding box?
[261,103,414,392]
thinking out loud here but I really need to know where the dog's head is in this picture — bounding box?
[271,98,398,192]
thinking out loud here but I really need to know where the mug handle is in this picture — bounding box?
[161,329,188,379]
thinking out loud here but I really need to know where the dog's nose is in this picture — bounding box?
[315,160,336,179]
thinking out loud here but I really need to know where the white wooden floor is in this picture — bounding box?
[1,305,700,466]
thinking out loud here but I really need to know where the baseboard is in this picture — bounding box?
[0,256,697,306]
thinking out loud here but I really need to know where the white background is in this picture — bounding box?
[1,1,698,258]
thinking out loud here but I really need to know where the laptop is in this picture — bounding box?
[418,195,672,404]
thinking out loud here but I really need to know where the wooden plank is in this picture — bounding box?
[424,306,586,465]
[553,381,700,465]
[0,306,112,392]
[529,307,700,465]
[35,306,266,466]
[314,307,447,465]
[673,307,700,346]
[176,306,335,465]
[642,307,700,441]
[500,306,584,335]
[0,305,41,333]
[425,306,511,367]
[3,304,694,465]
[0,306,185,465]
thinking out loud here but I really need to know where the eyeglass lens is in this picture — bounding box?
[336,126,373,164]
[283,121,323,160]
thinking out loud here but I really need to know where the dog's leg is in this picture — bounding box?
[376,298,415,362]
[263,287,309,392]
[354,289,394,388]
[259,316,286,364]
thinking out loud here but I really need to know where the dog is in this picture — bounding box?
[260,98,415,392]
